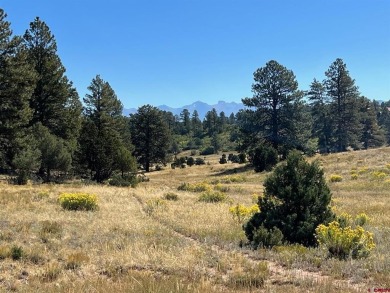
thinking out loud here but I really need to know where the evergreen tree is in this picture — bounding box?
[191,110,203,138]
[130,105,171,172]
[218,111,227,132]
[241,60,306,153]
[23,17,82,143]
[325,58,361,151]
[358,96,385,149]
[0,9,36,168]
[307,79,333,153]
[244,151,334,247]
[204,108,219,136]
[34,124,71,182]
[179,109,191,135]
[78,75,126,182]
[378,102,390,144]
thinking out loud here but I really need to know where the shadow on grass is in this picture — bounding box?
[211,164,253,177]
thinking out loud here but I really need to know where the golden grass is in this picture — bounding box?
[0,149,389,292]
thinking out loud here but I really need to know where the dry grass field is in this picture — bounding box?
[0,147,390,292]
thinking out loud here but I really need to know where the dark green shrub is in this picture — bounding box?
[109,174,138,187]
[230,154,240,163]
[163,192,179,201]
[14,171,29,185]
[238,153,247,164]
[186,157,195,167]
[11,245,23,260]
[244,151,334,247]
[200,146,215,156]
[219,154,227,164]
[195,158,205,165]
[252,225,283,248]
[251,144,278,172]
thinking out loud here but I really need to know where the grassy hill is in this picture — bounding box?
[0,148,389,292]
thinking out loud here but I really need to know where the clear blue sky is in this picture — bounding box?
[1,0,389,109]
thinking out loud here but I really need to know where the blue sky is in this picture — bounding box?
[1,0,389,109]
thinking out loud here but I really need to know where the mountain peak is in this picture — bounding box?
[123,100,244,118]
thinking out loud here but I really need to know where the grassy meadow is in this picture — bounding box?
[0,148,390,292]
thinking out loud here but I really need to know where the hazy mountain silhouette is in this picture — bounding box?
[123,101,245,118]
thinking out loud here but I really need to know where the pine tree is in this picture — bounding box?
[244,151,334,247]
[0,9,36,168]
[78,75,126,182]
[23,17,82,143]
[191,110,203,138]
[325,58,361,152]
[307,79,333,153]
[358,96,385,149]
[130,105,171,172]
[241,60,306,153]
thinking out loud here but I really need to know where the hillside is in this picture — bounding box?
[0,147,389,292]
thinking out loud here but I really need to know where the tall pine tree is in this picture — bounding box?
[130,105,171,172]
[241,60,308,154]
[325,58,361,152]
[0,9,36,169]
[23,17,82,144]
[78,75,127,182]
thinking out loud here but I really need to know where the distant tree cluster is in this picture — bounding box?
[237,59,390,172]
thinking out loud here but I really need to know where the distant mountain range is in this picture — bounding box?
[123,101,245,118]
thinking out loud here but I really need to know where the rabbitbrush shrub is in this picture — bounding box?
[229,203,259,224]
[58,193,98,211]
[198,190,227,203]
[315,221,375,259]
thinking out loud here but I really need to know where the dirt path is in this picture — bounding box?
[132,192,367,292]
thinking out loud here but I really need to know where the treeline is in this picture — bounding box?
[1,9,390,184]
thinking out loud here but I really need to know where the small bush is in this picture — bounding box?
[229,203,259,224]
[351,173,358,180]
[11,245,23,260]
[109,174,138,187]
[230,154,240,163]
[14,171,29,185]
[329,174,343,182]
[238,153,247,164]
[250,145,278,172]
[163,192,179,201]
[252,225,283,248]
[58,193,98,211]
[371,171,387,181]
[195,157,206,165]
[358,167,369,174]
[337,212,352,228]
[315,221,375,259]
[355,213,370,226]
[145,198,167,215]
[219,154,227,164]
[214,183,230,192]
[245,151,334,247]
[65,252,89,270]
[198,190,227,203]
[186,157,195,167]
[177,182,212,192]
